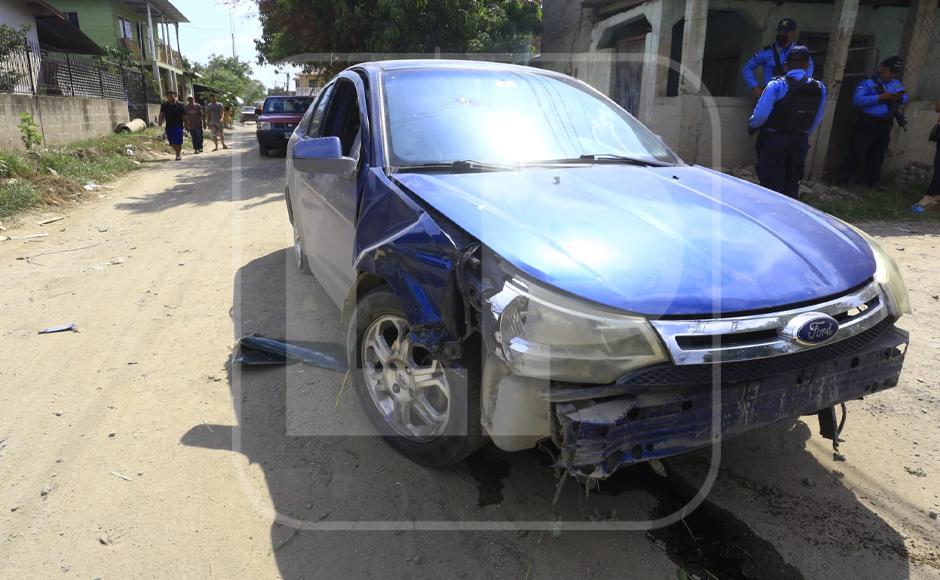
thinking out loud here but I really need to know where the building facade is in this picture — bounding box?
[45,0,189,98]
[543,0,939,178]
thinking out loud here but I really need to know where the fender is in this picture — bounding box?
[347,168,470,356]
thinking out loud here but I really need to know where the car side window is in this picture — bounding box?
[305,84,334,138]
[321,80,362,159]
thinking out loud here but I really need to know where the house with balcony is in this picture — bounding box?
[44,0,189,98]
[542,0,940,179]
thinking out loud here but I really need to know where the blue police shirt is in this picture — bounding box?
[853,76,909,118]
[742,43,815,90]
[749,69,827,134]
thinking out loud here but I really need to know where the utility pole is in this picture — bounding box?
[230,11,236,59]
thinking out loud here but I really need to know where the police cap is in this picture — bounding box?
[881,56,903,72]
[777,18,798,32]
[786,45,811,63]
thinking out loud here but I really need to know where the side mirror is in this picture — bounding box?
[292,136,357,175]
[254,107,262,115]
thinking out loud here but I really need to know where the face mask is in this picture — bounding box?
[776,34,789,46]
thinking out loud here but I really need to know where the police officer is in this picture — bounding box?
[743,18,815,98]
[838,56,909,189]
[749,46,827,198]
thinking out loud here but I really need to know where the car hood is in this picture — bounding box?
[394,165,876,316]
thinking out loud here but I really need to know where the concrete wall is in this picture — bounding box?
[886,100,940,171]
[647,95,755,170]
[0,94,129,150]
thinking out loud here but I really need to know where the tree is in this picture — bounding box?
[245,0,541,76]
[0,24,29,93]
[191,54,267,103]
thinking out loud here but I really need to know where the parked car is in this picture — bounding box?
[284,60,910,478]
[256,96,314,156]
[240,105,258,123]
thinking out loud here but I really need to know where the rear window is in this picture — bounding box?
[262,97,314,114]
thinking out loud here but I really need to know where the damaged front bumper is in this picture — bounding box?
[553,322,909,479]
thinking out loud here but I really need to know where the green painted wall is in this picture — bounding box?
[45,0,119,50]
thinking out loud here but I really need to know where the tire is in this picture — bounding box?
[348,287,483,466]
[258,144,267,157]
[293,221,311,274]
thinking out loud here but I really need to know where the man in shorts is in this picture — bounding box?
[158,91,186,161]
[206,94,228,151]
[183,95,204,154]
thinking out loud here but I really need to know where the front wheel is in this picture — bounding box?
[258,144,268,157]
[348,288,483,466]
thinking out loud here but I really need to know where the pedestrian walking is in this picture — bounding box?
[912,100,940,213]
[838,56,909,189]
[223,104,233,130]
[742,18,814,98]
[206,94,228,151]
[748,46,826,198]
[183,95,204,154]
[158,91,185,161]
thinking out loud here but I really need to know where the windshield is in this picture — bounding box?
[262,97,313,114]
[381,68,679,168]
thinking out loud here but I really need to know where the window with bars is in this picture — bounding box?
[118,18,134,39]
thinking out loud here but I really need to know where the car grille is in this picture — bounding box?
[271,123,295,130]
[620,316,896,387]
[650,280,888,365]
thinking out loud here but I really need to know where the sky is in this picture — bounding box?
[175,0,298,91]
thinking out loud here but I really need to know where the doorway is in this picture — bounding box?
[613,35,646,116]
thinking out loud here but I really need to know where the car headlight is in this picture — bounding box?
[258,121,271,130]
[843,223,911,316]
[488,278,667,383]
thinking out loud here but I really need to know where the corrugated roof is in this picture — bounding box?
[122,0,189,23]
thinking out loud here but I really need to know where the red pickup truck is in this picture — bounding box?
[256,96,315,156]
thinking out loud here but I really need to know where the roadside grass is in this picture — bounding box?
[0,179,40,218]
[805,175,938,222]
[0,128,170,219]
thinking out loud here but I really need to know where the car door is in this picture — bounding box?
[292,83,335,292]
[308,76,367,306]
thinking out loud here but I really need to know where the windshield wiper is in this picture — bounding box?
[523,154,669,167]
[577,154,669,167]
[393,160,517,173]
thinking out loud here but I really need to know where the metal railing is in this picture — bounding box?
[0,39,159,103]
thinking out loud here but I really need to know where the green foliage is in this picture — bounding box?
[246,0,542,75]
[192,54,266,103]
[806,177,940,222]
[0,24,29,92]
[17,113,42,150]
[0,179,40,218]
[0,129,169,218]
[0,151,32,178]
[102,44,138,68]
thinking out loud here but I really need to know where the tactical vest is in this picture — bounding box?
[764,77,824,133]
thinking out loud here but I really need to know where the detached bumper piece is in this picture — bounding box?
[555,324,908,479]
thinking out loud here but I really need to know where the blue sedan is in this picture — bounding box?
[284,60,910,478]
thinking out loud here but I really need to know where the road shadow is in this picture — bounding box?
[115,130,285,215]
[180,247,911,579]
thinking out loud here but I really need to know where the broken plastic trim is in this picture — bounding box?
[233,335,348,372]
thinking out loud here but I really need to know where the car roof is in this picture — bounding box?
[353,59,563,77]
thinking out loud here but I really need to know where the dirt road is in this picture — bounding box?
[1,128,937,579]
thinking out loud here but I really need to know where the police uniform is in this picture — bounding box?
[749,46,827,198]
[742,18,815,92]
[839,57,909,187]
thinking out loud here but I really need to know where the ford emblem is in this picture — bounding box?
[782,313,840,346]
